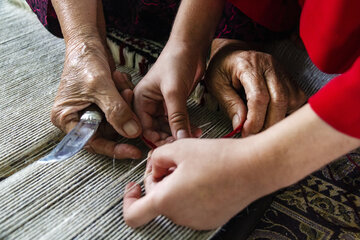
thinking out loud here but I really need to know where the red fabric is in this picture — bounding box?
[301,0,360,139]
[230,0,360,138]
[300,0,360,73]
[309,58,360,138]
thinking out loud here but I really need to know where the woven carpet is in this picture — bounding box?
[1,0,360,239]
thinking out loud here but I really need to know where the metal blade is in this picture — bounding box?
[38,111,102,163]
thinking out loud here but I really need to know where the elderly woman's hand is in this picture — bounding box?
[51,36,142,159]
[205,39,307,137]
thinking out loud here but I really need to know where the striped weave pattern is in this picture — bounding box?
[0,0,340,239]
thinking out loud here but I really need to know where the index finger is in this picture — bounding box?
[163,90,191,139]
[263,68,288,128]
[238,71,269,137]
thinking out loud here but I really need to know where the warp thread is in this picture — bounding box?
[129,122,360,232]
[124,123,244,194]
[141,123,244,149]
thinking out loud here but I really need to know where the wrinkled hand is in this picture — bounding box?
[123,138,269,230]
[205,40,307,137]
[134,42,204,145]
[51,38,142,159]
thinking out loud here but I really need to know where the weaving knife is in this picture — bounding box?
[38,110,102,163]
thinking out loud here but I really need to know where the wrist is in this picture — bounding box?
[65,25,103,47]
[222,138,275,201]
[248,104,360,191]
[161,40,206,85]
[165,38,208,61]
[64,34,109,71]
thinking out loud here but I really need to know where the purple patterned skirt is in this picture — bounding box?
[25,0,282,42]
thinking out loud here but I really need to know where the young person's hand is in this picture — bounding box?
[134,41,205,144]
[123,105,360,230]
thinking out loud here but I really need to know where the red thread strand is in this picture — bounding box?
[222,124,243,138]
[141,136,158,149]
[347,154,360,173]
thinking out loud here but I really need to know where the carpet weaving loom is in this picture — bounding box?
[1,0,360,239]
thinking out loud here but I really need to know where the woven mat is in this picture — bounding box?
[1,0,360,239]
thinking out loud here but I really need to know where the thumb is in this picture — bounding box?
[213,84,247,130]
[123,183,158,228]
[151,145,178,180]
[164,91,191,139]
[95,86,142,138]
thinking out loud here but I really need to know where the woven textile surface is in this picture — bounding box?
[1,0,360,239]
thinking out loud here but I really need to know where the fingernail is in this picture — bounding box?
[176,129,189,139]
[232,114,240,129]
[123,119,139,136]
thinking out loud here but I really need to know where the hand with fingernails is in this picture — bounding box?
[205,39,308,137]
[51,37,142,160]
[123,139,266,230]
[50,0,143,160]
[133,41,205,145]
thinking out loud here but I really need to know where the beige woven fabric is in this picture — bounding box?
[0,0,64,178]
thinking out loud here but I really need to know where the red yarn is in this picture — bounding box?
[141,135,158,149]
[222,124,243,138]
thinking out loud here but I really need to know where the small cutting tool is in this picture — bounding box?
[38,110,102,163]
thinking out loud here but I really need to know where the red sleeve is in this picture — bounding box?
[301,0,360,138]
[309,58,360,138]
[300,0,360,73]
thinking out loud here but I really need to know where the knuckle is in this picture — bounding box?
[248,90,269,105]
[164,87,181,101]
[264,66,276,76]
[84,72,105,91]
[221,98,239,113]
[205,70,229,93]
[50,109,60,127]
[168,111,187,125]
[50,106,76,132]
[50,105,64,128]
[106,103,132,122]
[272,93,288,108]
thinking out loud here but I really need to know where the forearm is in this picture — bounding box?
[169,0,225,57]
[242,104,360,193]
[51,0,105,46]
